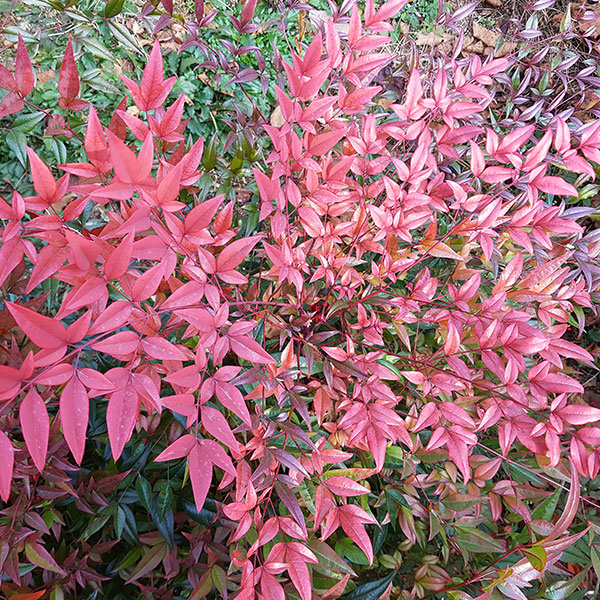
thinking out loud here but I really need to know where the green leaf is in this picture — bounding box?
[136,476,153,513]
[106,21,144,55]
[157,486,173,521]
[79,39,114,62]
[384,446,404,469]
[344,572,395,600]
[6,130,28,167]
[454,526,506,554]
[81,512,111,539]
[184,500,218,526]
[522,546,546,571]
[336,538,370,566]
[114,505,126,539]
[307,539,356,576]
[25,543,67,575]
[560,4,572,32]
[116,546,144,571]
[51,139,67,164]
[105,0,125,17]
[546,567,589,599]
[125,543,168,584]
[531,489,561,521]
[12,112,45,133]
[81,69,121,94]
[591,546,600,580]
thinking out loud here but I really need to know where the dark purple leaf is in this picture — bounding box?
[274,481,307,536]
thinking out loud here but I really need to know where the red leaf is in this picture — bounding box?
[217,235,262,273]
[544,457,580,542]
[141,336,188,361]
[338,504,377,564]
[535,176,578,197]
[15,35,34,97]
[201,405,239,453]
[57,277,108,319]
[240,0,257,24]
[215,380,251,426]
[58,39,82,109]
[107,383,140,460]
[557,405,600,425]
[156,434,197,462]
[188,441,212,511]
[25,245,67,294]
[131,262,164,302]
[0,64,17,92]
[9,591,46,600]
[6,301,66,349]
[0,91,24,118]
[106,129,153,185]
[324,476,369,497]
[88,301,132,335]
[85,105,110,170]
[104,232,134,279]
[26,147,58,204]
[139,40,176,111]
[0,430,14,501]
[60,376,89,464]
[90,331,139,359]
[20,389,49,472]
[285,543,317,600]
[230,335,275,365]
[306,129,346,156]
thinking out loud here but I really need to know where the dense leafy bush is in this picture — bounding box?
[2,0,600,599]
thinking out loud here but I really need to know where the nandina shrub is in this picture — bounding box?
[1,1,600,599]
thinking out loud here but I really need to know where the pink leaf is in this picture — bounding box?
[107,384,140,460]
[0,431,14,501]
[60,376,89,464]
[217,235,262,273]
[188,442,212,512]
[90,331,139,359]
[6,301,66,349]
[557,405,600,425]
[15,35,34,97]
[338,504,377,564]
[201,405,239,453]
[215,380,251,426]
[324,476,369,497]
[20,389,49,472]
[155,434,197,462]
[141,337,188,361]
[104,232,134,280]
[230,335,275,365]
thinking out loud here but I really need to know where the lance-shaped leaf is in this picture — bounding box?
[543,458,580,542]
[20,388,49,472]
[0,431,14,501]
[120,40,176,112]
[106,129,153,186]
[215,235,262,283]
[107,382,141,460]
[60,375,89,464]
[187,439,236,511]
[58,39,87,110]
[6,301,66,349]
[15,35,34,97]
[25,542,67,576]
[25,147,70,209]
[0,92,24,118]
